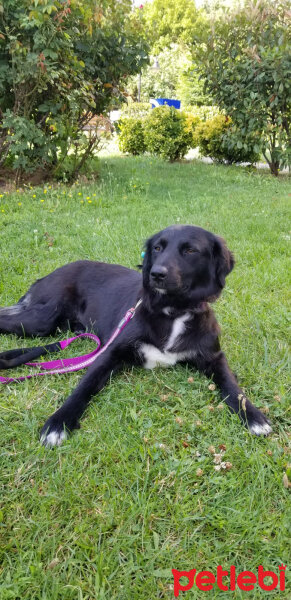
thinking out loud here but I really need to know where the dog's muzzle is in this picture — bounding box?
[150,266,168,285]
[150,266,184,294]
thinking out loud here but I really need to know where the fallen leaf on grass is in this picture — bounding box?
[214,453,223,464]
[283,473,291,489]
[44,232,54,247]
[214,462,232,472]
[47,558,60,569]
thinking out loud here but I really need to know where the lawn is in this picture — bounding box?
[0,157,290,599]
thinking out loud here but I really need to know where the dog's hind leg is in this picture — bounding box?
[0,341,62,369]
[0,295,63,337]
[0,291,68,367]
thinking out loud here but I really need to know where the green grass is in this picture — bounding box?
[0,157,290,599]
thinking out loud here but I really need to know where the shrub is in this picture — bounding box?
[183,105,221,121]
[221,126,261,165]
[183,105,223,148]
[196,0,290,175]
[118,118,146,155]
[0,0,148,183]
[120,102,151,119]
[196,115,260,164]
[144,106,192,161]
[1,113,54,177]
[184,114,201,148]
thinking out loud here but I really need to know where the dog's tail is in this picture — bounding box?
[0,292,32,316]
[0,304,23,316]
[0,342,62,369]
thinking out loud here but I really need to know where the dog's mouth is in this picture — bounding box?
[151,281,188,296]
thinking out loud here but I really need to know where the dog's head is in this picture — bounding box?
[142,225,234,309]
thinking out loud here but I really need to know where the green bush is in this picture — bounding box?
[0,113,54,175]
[195,0,290,175]
[183,105,221,121]
[0,0,148,183]
[222,126,261,165]
[196,115,260,164]
[183,105,222,149]
[118,118,146,155]
[144,106,192,161]
[120,102,151,118]
[184,113,201,148]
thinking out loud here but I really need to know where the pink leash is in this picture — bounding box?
[0,299,142,384]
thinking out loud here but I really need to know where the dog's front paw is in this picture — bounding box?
[40,424,68,447]
[246,406,272,436]
[40,415,68,447]
[40,411,79,447]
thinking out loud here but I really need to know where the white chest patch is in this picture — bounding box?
[164,312,190,351]
[140,312,193,369]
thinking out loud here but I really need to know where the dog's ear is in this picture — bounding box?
[142,236,153,286]
[213,236,235,288]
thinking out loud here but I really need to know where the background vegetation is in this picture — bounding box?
[196,0,291,176]
[117,106,259,165]
[0,0,290,179]
[128,0,290,175]
[0,0,148,182]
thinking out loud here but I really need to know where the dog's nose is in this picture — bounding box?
[150,266,168,281]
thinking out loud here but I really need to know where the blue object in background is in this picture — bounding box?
[150,98,181,109]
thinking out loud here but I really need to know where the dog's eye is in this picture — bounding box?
[185,248,198,254]
[154,246,161,252]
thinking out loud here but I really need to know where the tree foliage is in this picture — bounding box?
[141,0,200,53]
[0,0,148,181]
[127,1,210,109]
[196,0,291,175]
[127,44,211,106]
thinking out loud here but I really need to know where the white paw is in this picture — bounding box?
[249,421,272,436]
[40,429,68,447]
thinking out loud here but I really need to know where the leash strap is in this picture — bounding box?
[0,299,142,384]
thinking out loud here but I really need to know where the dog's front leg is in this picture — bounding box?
[195,351,272,435]
[40,344,130,447]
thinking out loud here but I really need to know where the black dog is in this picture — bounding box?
[0,225,271,445]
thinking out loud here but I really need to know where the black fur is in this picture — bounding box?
[0,225,271,445]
